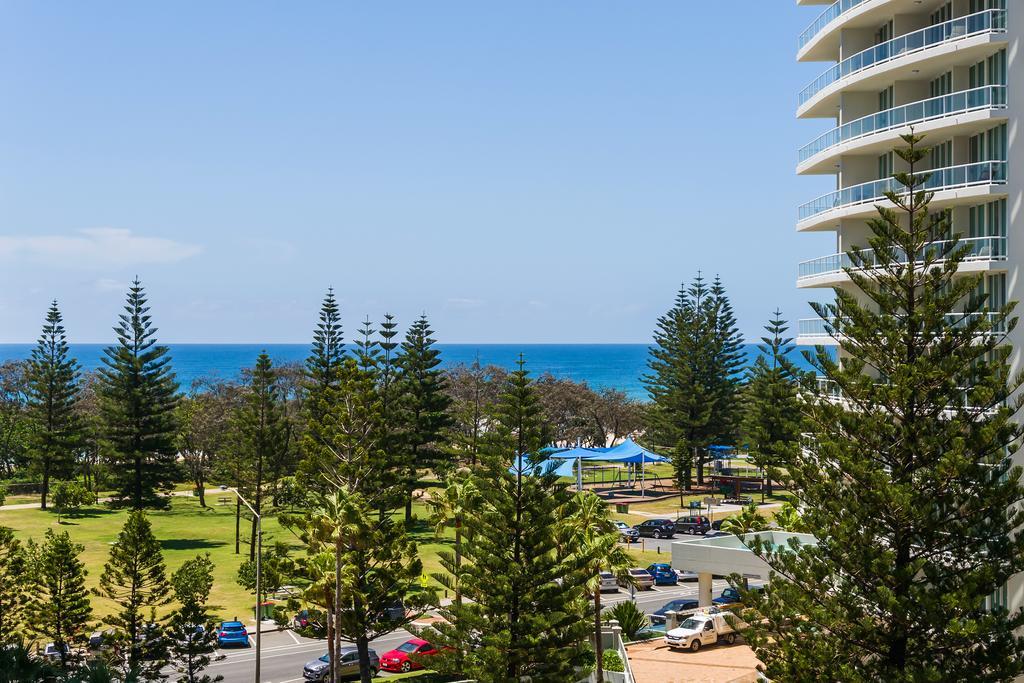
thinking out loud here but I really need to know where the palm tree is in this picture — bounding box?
[427,470,478,606]
[772,502,804,532]
[562,491,634,683]
[720,503,769,535]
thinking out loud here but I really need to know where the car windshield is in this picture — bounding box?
[631,569,648,576]
[223,625,244,632]
[397,641,420,654]
[679,618,703,630]
[318,654,330,663]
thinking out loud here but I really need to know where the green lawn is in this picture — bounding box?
[0,493,304,623]
[0,488,682,627]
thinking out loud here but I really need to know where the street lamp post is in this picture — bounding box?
[231,488,261,683]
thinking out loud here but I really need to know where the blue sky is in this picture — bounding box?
[0,2,835,343]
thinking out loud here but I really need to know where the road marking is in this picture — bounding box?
[286,629,301,645]
[248,636,255,647]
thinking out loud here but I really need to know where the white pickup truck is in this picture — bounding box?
[664,610,744,652]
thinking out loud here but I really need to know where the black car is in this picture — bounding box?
[710,519,724,531]
[633,519,676,539]
[674,515,711,535]
[649,598,699,625]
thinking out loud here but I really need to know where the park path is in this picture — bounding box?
[0,487,226,511]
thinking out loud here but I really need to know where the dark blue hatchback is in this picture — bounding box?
[645,563,678,586]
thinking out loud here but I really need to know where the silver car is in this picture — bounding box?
[619,568,655,590]
[303,646,380,681]
[599,571,619,593]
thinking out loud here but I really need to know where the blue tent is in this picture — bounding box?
[508,453,564,478]
[550,446,608,461]
[599,438,667,496]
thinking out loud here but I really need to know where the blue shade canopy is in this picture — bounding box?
[549,458,578,478]
[508,453,563,477]
[550,446,607,461]
[600,438,668,464]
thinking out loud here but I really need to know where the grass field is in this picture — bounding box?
[0,490,681,625]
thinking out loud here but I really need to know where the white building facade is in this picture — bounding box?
[794,0,1020,611]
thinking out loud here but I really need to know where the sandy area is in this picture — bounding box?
[627,639,762,683]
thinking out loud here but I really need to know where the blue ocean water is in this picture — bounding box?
[0,344,820,400]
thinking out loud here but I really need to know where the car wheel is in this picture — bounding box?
[369,668,379,678]
[690,640,701,652]
[653,531,661,539]
[725,633,737,645]
[401,661,412,673]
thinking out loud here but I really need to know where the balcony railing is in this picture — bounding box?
[799,9,1007,106]
[799,86,1006,164]
[799,160,1006,221]
[798,0,870,51]
[799,313,1006,338]
[797,236,1006,282]
[811,377,998,414]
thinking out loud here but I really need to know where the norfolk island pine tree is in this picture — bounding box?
[739,133,1024,681]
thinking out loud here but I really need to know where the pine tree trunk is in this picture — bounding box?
[334,533,343,683]
[134,454,143,509]
[594,588,604,683]
[356,633,373,683]
[41,461,50,510]
[326,601,336,683]
[454,522,462,605]
[235,498,241,554]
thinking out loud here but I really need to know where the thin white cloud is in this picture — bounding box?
[446,297,484,309]
[94,278,128,292]
[0,228,202,267]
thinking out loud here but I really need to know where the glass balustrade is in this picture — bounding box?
[797,236,1006,281]
[798,0,871,51]
[799,160,1006,221]
[799,86,1006,164]
[799,9,1006,106]
[800,313,1006,338]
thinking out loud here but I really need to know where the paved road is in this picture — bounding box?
[210,579,747,683]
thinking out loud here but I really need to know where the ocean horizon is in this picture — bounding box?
[0,343,822,400]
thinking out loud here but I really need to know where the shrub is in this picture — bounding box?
[604,600,648,640]
[602,649,624,672]
[51,481,97,521]
[272,606,290,628]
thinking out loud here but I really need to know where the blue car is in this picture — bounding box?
[645,563,678,586]
[216,621,250,647]
[713,586,762,606]
[649,598,699,625]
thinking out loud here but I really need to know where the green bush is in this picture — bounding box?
[602,649,624,672]
[51,480,97,521]
[272,605,290,628]
[604,600,648,640]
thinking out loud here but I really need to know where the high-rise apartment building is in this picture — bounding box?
[794,0,1018,608]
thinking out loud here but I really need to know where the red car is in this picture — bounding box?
[379,638,437,673]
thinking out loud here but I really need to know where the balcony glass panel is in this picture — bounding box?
[798,0,870,51]
[799,10,1007,106]
[799,313,1005,338]
[797,236,1006,281]
[798,161,1007,221]
[799,86,1006,163]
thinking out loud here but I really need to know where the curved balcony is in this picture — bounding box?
[798,313,1006,343]
[798,0,871,52]
[798,9,1006,110]
[797,236,1006,286]
[798,160,1006,223]
[798,86,1006,168]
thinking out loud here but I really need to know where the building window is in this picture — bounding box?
[969,124,1007,163]
[875,20,893,45]
[968,199,1007,241]
[879,86,894,111]
[930,2,952,25]
[930,140,952,169]
[970,50,1006,88]
[878,152,893,180]
[929,72,952,98]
